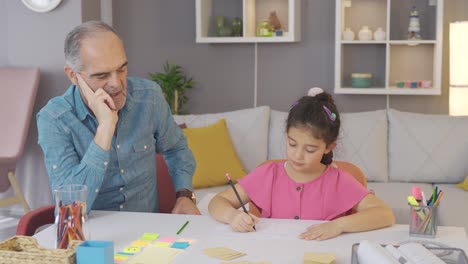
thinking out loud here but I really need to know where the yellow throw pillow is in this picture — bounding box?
[456,176,468,191]
[183,118,247,188]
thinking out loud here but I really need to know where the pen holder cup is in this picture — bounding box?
[54,184,89,249]
[409,204,438,238]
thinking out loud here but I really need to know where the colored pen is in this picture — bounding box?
[225,173,256,231]
[407,196,425,220]
[176,220,189,235]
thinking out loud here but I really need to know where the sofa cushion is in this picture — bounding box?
[268,109,388,182]
[337,110,388,182]
[174,106,270,172]
[388,109,468,183]
[182,119,247,188]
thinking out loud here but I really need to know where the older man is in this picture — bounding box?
[37,21,200,214]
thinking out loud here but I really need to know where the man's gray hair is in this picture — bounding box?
[64,21,120,71]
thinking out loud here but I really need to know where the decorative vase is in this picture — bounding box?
[257,20,273,37]
[373,27,386,41]
[215,16,232,37]
[231,17,242,37]
[342,28,355,41]
[358,26,372,41]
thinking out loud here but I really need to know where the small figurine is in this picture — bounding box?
[268,11,282,32]
[407,6,422,40]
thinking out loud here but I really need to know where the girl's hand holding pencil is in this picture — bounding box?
[225,173,259,232]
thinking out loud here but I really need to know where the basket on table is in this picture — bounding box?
[0,236,81,264]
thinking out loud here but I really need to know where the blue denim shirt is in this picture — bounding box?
[37,77,195,213]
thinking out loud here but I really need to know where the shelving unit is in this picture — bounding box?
[195,0,301,43]
[334,0,443,95]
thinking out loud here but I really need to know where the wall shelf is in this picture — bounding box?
[196,0,301,43]
[334,0,443,95]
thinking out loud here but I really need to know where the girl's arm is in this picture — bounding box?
[300,194,395,240]
[334,194,395,232]
[208,184,258,232]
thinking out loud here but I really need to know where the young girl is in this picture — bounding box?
[208,88,395,241]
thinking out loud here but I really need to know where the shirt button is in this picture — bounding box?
[121,169,125,174]
[144,145,147,150]
[116,144,120,149]
[120,204,124,209]
[294,216,299,220]
[52,165,57,170]
[95,189,99,193]
[103,161,108,166]
[296,186,301,191]
[119,187,124,192]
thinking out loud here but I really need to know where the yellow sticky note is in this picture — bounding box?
[140,232,160,241]
[123,246,142,254]
[114,253,131,261]
[132,240,150,247]
[152,241,171,247]
[303,252,336,264]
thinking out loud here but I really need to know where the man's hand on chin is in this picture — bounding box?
[172,197,201,215]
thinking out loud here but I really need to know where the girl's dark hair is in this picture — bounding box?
[286,91,340,165]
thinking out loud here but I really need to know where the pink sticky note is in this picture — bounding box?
[158,237,177,243]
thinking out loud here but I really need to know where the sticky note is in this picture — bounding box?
[303,252,336,264]
[123,246,141,254]
[114,253,131,261]
[140,233,160,241]
[158,237,177,243]
[132,240,150,247]
[152,241,171,247]
[171,241,190,249]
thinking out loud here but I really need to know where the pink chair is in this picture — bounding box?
[0,67,40,213]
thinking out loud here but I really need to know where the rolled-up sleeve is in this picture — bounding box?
[153,88,195,192]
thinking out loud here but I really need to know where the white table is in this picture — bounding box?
[34,211,468,264]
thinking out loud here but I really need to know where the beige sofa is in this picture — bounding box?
[174,106,468,234]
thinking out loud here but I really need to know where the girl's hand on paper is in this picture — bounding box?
[299,221,343,241]
[229,211,259,232]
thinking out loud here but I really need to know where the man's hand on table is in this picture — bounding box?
[172,197,201,215]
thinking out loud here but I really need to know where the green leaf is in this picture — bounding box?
[148,61,195,114]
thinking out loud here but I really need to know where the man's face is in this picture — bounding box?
[74,31,128,111]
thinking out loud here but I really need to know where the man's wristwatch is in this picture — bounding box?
[176,189,196,204]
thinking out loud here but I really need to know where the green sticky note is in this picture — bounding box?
[140,233,160,241]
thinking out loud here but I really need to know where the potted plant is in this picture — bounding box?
[149,61,194,114]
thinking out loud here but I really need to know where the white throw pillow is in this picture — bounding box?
[174,106,270,172]
[268,109,388,182]
[388,109,468,183]
[336,110,388,182]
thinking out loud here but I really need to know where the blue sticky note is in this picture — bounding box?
[77,240,114,264]
[171,241,190,249]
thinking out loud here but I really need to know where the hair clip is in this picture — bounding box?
[289,101,299,110]
[307,87,324,97]
[322,105,336,121]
